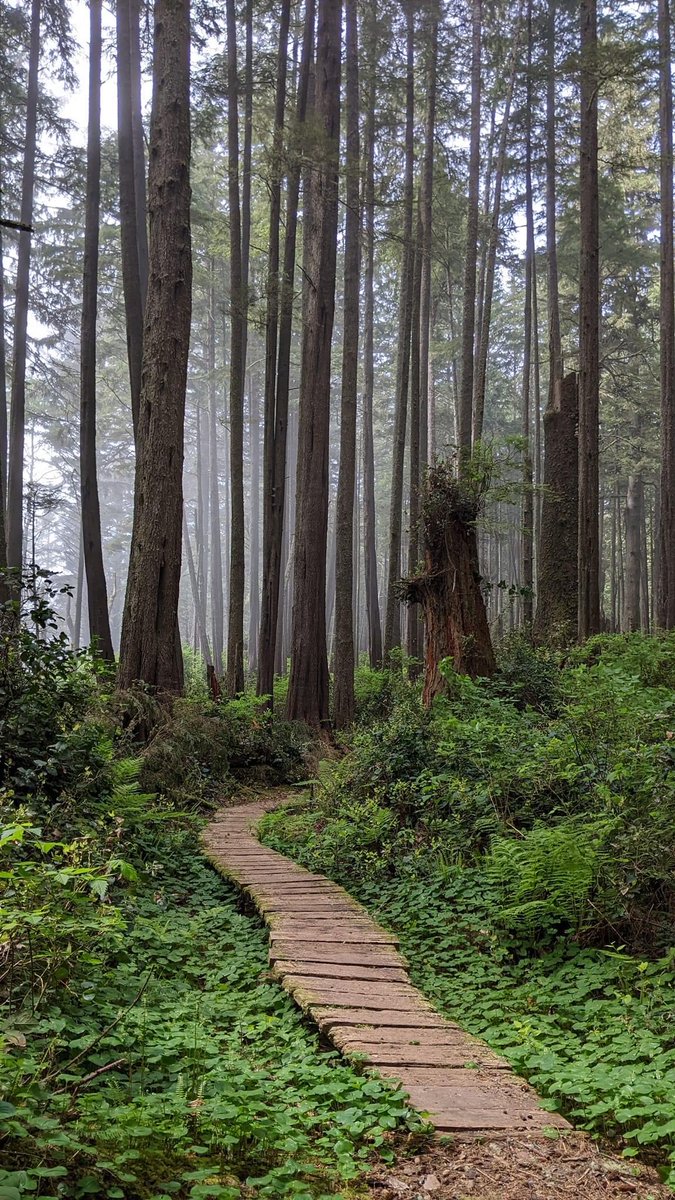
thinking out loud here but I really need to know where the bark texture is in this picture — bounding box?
[226,0,245,695]
[258,0,313,702]
[578,0,601,639]
[384,1,415,656]
[533,372,578,644]
[286,0,341,726]
[116,0,148,441]
[402,461,495,707]
[458,0,481,468]
[6,0,40,570]
[658,0,675,628]
[361,2,382,667]
[118,0,192,693]
[333,0,360,729]
[80,0,114,661]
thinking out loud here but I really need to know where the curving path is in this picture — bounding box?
[202,793,570,1136]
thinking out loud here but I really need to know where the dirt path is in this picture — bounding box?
[203,791,671,1198]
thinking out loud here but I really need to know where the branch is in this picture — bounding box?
[0,217,33,234]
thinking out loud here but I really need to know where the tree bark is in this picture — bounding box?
[248,370,260,672]
[116,0,148,441]
[406,219,423,663]
[533,372,578,643]
[80,0,114,662]
[521,3,534,627]
[209,279,224,674]
[384,1,415,656]
[118,0,192,693]
[361,0,382,668]
[578,0,601,639]
[402,462,495,705]
[226,0,246,695]
[473,10,521,445]
[7,0,40,571]
[286,0,341,726]
[333,0,360,729]
[624,475,642,632]
[458,0,481,468]
[258,0,314,702]
[658,0,675,627]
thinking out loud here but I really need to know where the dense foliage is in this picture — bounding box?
[260,635,675,1186]
[0,615,424,1199]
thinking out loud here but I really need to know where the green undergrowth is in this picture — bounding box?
[259,633,675,1189]
[1,593,425,1200]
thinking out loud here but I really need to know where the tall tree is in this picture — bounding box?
[333,0,360,728]
[361,0,382,668]
[384,1,415,656]
[521,4,535,627]
[116,0,148,440]
[118,0,192,693]
[458,0,481,467]
[207,270,224,671]
[534,0,578,642]
[225,0,246,695]
[286,0,341,725]
[6,0,40,571]
[578,0,601,639]
[258,0,314,702]
[658,0,675,628]
[80,0,114,661]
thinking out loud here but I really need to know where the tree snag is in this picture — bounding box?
[401,460,495,707]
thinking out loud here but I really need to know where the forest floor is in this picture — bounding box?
[204,788,672,1200]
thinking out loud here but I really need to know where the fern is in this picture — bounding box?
[487,818,617,934]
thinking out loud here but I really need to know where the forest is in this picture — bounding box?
[3,0,675,1196]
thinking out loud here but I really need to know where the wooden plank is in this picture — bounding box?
[268,925,398,944]
[272,960,409,984]
[341,1041,508,1068]
[269,941,407,968]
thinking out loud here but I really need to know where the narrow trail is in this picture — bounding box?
[202,791,570,1138]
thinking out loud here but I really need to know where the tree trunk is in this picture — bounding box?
[286,0,341,726]
[419,11,437,474]
[473,9,521,445]
[248,370,260,672]
[402,462,495,706]
[521,2,534,628]
[226,0,245,695]
[384,1,415,656]
[578,0,601,640]
[7,0,40,571]
[624,475,641,632]
[118,0,192,693]
[458,0,481,468]
[183,511,213,666]
[116,0,147,441]
[80,0,114,662]
[258,0,314,702]
[361,0,382,668]
[406,220,423,664]
[209,279,224,674]
[533,372,578,643]
[658,0,675,627]
[546,0,563,409]
[333,0,360,729]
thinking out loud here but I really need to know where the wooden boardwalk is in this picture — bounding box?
[203,795,570,1136]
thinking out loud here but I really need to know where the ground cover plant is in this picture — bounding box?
[259,633,675,1188]
[0,604,425,1199]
